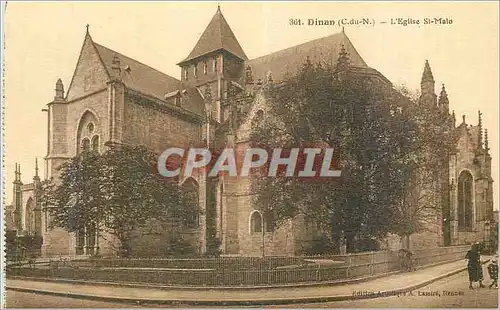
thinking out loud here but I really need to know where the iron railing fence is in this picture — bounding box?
[7,245,471,286]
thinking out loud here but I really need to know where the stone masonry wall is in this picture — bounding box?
[122,94,201,154]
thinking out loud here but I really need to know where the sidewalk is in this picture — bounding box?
[5,258,491,306]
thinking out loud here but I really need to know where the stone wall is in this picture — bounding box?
[122,93,201,154]
[65,34,109,101]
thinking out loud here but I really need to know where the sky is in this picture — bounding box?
[4,2,499,209]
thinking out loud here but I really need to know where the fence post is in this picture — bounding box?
[370,251,374,275]
[346,255,351,278]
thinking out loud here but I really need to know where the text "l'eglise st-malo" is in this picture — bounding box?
[391,17,453,26]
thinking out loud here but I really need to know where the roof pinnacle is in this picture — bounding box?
[336,44,350,70]
[438,83,449,108]
[478,110,483,148]
[485,129,489,152]
[421,59,434,83]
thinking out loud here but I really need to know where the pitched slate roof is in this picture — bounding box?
[179,7,248,64]
[89,39,204,117]
[93,42,181,98]
[246,31,368,81]
[245,31,368,83]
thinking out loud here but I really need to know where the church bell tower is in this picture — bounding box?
[177,5,248,123]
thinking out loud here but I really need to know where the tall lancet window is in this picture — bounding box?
[458,171,473,231]
[91,136,99,152]
[213,56,218,73]
[81,138,90,152]
[250,211,262,233]
[25,198,34,235]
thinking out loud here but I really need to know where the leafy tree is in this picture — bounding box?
[391,85,455,248]
[40,151,105,234]
[41,143,195,257]
[251,58,417,251]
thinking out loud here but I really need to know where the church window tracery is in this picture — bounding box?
[25,198,35,235]
[91,135,99,152]
[81,138,90,152]
[250,211,262,233]
[458,170,473,231]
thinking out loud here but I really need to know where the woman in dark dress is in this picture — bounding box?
[466,243,485,289]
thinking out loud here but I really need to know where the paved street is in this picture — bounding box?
[5,265,498,308]
[269,269,499,308]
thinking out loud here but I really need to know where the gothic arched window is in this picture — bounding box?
[81,138,90,152]
[77,111,99,155]
[250,211,262,233]
[458,170,473,231]
[91,135,99,152]
[25,198,34,235]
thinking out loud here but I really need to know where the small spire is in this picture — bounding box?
[440,84,447,97]
[438,83,449,110]
[111,55,121,79]
[86,24,90,35]
[336,44,350,70]
[342,26,345,33]
[35,158,39,177]
[55,78,64,100]
[14,163,18,181]
[485,129,489,151]
[478,110,483,148]
[421,60,434,83]
[217,2,220,12]
[462,114,466,124]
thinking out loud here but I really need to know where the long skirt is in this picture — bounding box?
[468,263,483,282]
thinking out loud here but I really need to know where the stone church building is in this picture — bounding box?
[6,7,494,257]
